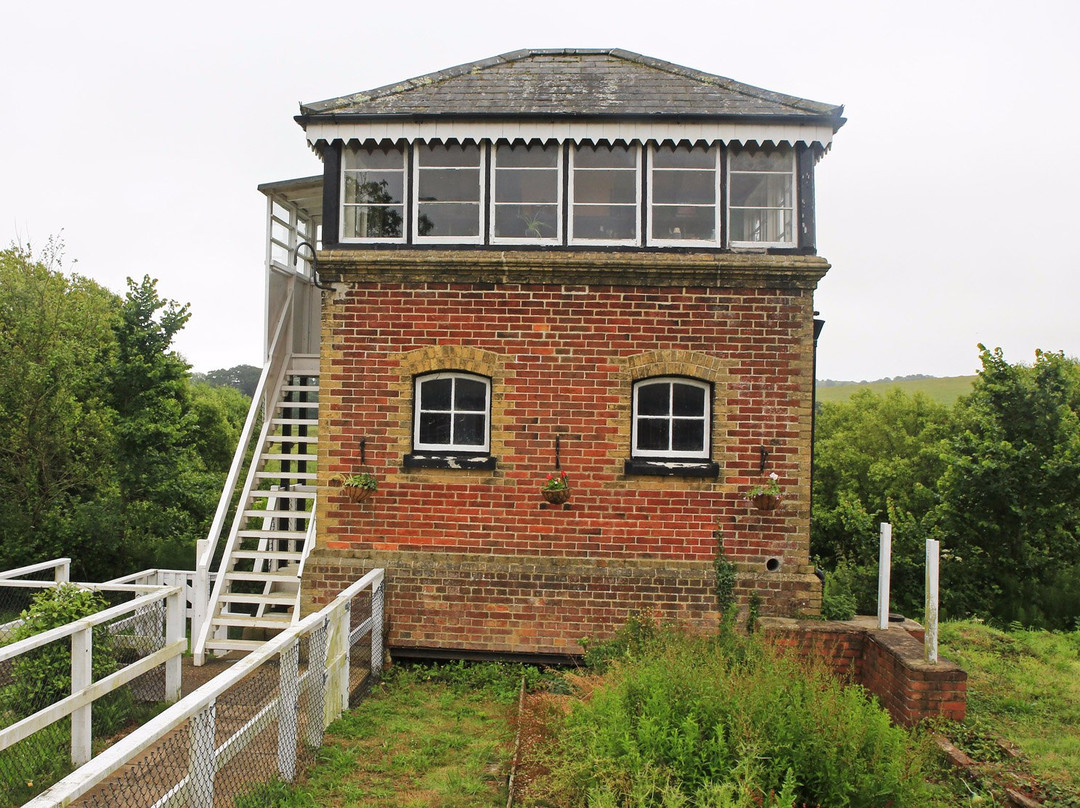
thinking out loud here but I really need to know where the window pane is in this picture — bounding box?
[453,414,486,446]
[653,145,715,169]
[652,171,715,205]
[575,144,635,169]
[730,209,793,243]
[495,169,558,203]
[419,412,451,445]
[652,206,715,241]
[673,383,706,416]
[636,418,669,451]
[494,205,558,239]
[497,143,558,168]
[672,420,705,452]
[455,378,487,411]
[344,172,404,204]
[730,174,792,208]
[417,169,480,203]
[417,203,480,237]
[573,205,636,240]
[343,205,403,238]
[574,170,637,204]
[731,149,791,172]
[344,146,404,171]
[637,383,670,416]
[419,142,481,167]
[420,378,452,410]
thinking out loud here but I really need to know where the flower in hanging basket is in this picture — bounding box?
[746,472,782,511]
[337,472,377,503]
[542,471,570,504]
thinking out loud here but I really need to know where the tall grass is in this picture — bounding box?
[531,619,939,807]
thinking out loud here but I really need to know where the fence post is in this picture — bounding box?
[55,559,70,584]
[192,540,209,664]
[70,624,92,766]
[877,523,892,630]
[189,703,216,808]
[165,588,184,701]
[305,619,328,749]
[925,539,940,663]
[324,607,348,730]
[278,640,300,782]
[371,582,384,680]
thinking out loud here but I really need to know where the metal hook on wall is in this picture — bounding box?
[555,435,561,470]
[759,445,769,473]
[360,438,366,467]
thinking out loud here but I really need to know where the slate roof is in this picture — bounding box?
[297,49,844,128]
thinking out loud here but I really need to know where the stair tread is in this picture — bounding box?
[253,472,317,480]
[270,418,318,426]
[204,638,268,651]
[241,509,312,518]
[213,615,294,628]
[231,550,304,560]
[262,453,318,461]
[236,529,308,539]
[249,488,315,497]
[265,435,318,443]
[218,592,298,603]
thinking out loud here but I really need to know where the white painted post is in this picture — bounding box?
[878,523,892,630]
[305,618,329,749]
[188,704,216,808]
[324,609,347,731]
[925,539,940,664]
[277,641,300,782]
[70,626,92,766]
[55,560,70,584]
[192,540,209,666]
[165,588,184,701]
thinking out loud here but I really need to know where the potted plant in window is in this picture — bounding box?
[746,472,782,512]
[337,472,378,504]
[541,471,570,504]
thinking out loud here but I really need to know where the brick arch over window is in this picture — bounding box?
[617,350,735,480]
[390,345,507,465]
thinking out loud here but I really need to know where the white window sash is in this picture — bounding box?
[568,143,641,247]
[727,148,797,249]
[631,378,711,460]
[413,372,491,453]
[413,143,486,245]
[646,144,721,247]
[339,145,408,244]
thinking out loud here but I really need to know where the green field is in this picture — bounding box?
[816,375,976,405]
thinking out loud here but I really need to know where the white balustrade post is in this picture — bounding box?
[277,641,300,782]
[324,609,348,730]
[70,625,92,766]
[165,588,184,701]
[189,703,216,808]
[877,523,892,630]
[925,539,940,664]
[55,559,70,584]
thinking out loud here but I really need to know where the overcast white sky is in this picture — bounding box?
[3,0,1077,380]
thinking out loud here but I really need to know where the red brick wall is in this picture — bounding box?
[765,619,968,725]
[308,250,828,655]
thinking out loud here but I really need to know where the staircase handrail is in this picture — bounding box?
[197,280,296,574]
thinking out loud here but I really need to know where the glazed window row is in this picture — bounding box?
[340,140,797,249]
[404,372,718,477]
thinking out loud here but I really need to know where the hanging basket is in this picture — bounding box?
[542,487,571,505]
[344,486,374,504]
[750,493,782,512]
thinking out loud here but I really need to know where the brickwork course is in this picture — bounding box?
[305,250,828,655]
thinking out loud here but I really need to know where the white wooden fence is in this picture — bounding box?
[0,581,185,769]
[26,568,385,808]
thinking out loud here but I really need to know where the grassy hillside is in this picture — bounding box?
[817,375,976,405]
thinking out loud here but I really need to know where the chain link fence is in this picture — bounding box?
[0,577,184,808]
[25,570,385,808]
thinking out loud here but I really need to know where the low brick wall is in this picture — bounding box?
[763,616,967,725]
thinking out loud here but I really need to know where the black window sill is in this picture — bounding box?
[624,458,719,478]
[403,453,497,471]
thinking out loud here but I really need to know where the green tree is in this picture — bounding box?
[195,364,261,397]
[0,243,119,569]
[812,389,951,615]
[936,346,1080,628]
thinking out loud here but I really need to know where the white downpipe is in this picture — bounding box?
[925,539,940,663]
[877,522,892,630]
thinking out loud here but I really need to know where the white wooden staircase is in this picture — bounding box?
[194,354,319,661]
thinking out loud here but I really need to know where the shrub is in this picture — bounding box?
[821,565,858,621]
[2,584,117,718]
[533,622,935,807]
